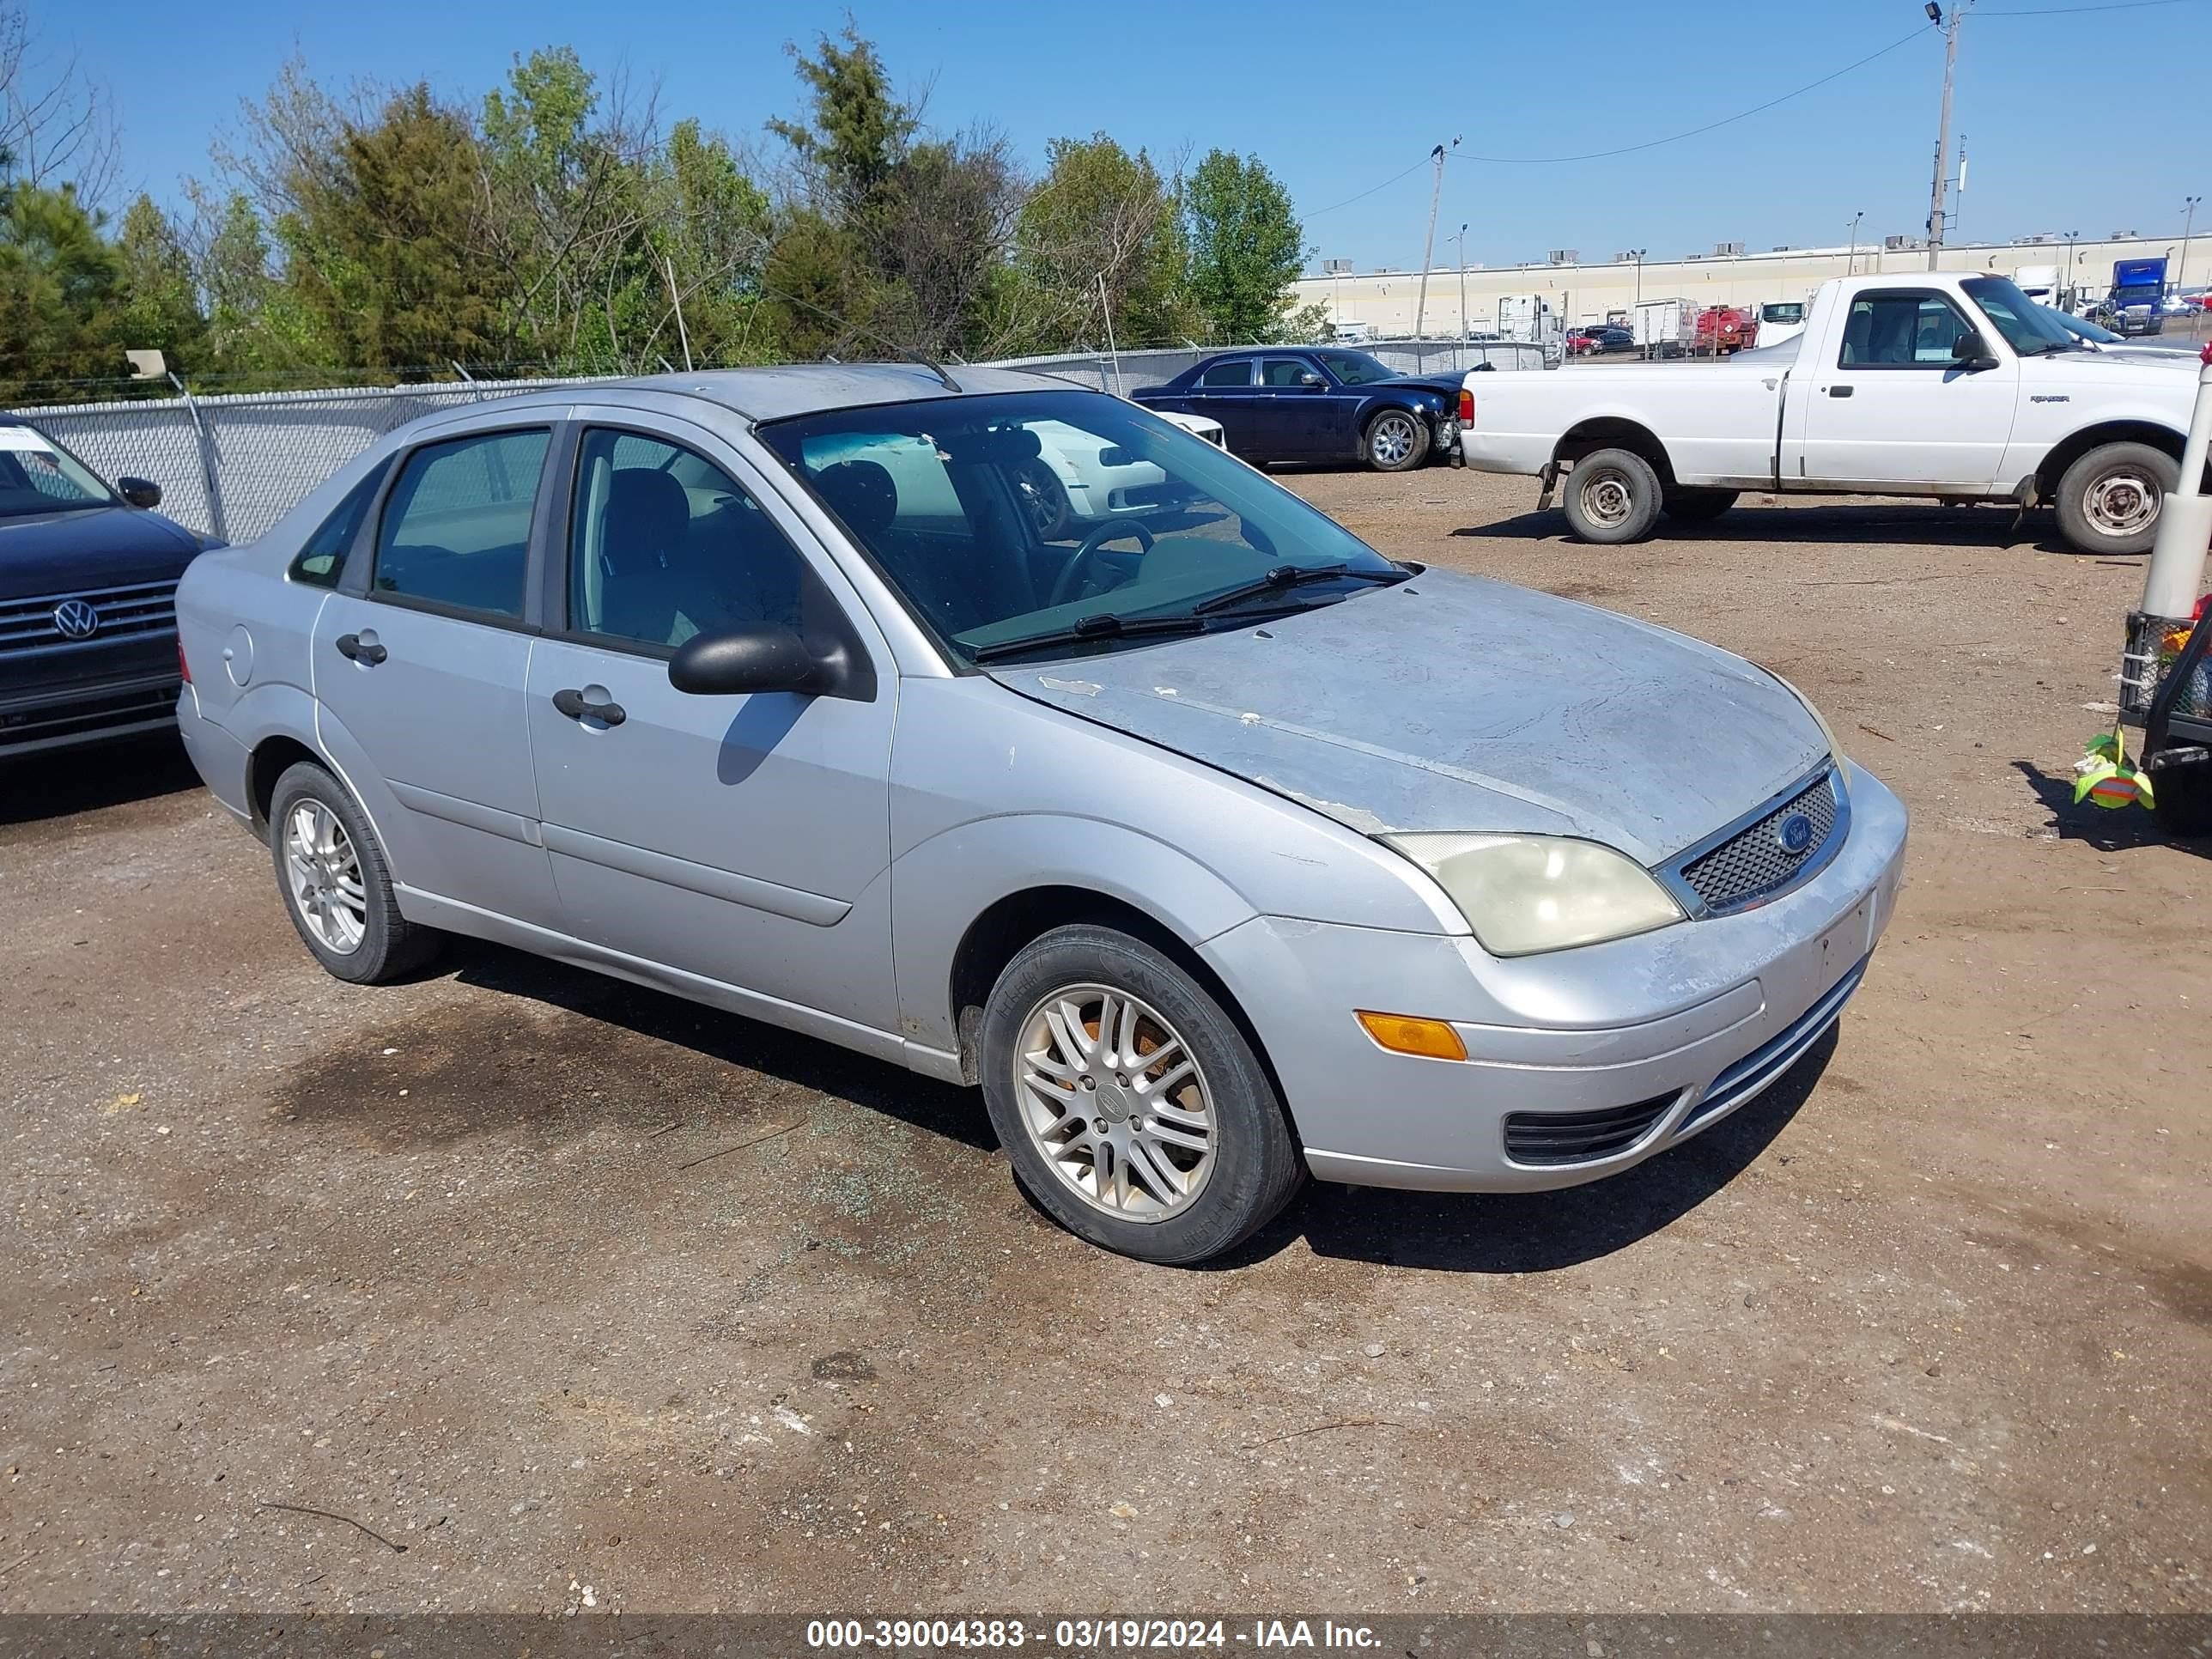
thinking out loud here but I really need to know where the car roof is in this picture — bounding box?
[584,362,1081,422]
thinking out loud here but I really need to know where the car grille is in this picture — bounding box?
[1677,770,1839,914]
[0,580,179,655]
[1504,1091,1680,1167]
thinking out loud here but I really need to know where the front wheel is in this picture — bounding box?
[978,925,1304,1264]
[1560,447,1664,544]
[2055,441,2178,556]
[1363,410,1431,472]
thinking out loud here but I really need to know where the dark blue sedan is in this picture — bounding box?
[2,416,218,757]
[1132,349,1464,472]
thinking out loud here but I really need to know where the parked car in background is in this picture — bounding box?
[2,416,221,758]
[1132,349,1462,471]
[1455,272,2206,556]
[172,365,1905,1263]
[1568,325,1634,356]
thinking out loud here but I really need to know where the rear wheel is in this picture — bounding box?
[2055,441,2177,556]
[1560,447,1664,544]
[1363,409,1430,472]
[978,924,1303,1264]
[1662,487,1739,525]
[268,761,440,984]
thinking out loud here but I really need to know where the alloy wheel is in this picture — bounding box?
[1369,414,1417,466]
[1012,983,1218,1220]
[283,799,368,955]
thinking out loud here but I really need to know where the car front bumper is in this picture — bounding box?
[1200,762,1908,1192]
[0,670,180,757]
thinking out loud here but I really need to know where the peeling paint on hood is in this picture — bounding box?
[988,568,1826,866]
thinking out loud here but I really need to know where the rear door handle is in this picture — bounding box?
[1827,385,1854,398]
[551,687,626,726]
[334,632,386,665]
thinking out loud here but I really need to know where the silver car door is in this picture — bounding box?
[313,422,562,930]
[525,411,900,1034]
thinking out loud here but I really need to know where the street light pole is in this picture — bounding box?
[1846,211,1864,276]
[1923,1,1965,271]
[1453,223,1470,343]
[1632,248,1645,307]
[2065,229,2080,309]
[2181,195,2203,295]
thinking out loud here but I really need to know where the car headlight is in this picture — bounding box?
[1764,669,1848,794]
[1386,833,1686,957]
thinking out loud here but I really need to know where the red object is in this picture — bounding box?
[1694,307,1758,352]
[2200,337,2212,368]
[178,638,191,683]
[1457,387,1475,426]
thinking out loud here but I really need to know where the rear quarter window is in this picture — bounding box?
[288,461,390,588]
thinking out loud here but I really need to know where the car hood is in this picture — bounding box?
[988,568,1826,866]
[0,504,206,602]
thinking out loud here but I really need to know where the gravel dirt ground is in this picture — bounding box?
[2,468,2206,1616]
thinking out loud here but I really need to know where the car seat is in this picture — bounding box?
[597,467,692,644]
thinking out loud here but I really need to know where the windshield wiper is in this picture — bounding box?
[968,611,1207,664]
[1189,562,1405,617]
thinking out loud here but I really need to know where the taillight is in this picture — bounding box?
[178,638,191,684]
[1458,388,1474,425]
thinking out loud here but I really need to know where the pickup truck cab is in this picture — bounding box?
[1457,272,2205,555]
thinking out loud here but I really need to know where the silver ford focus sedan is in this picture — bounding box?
[173,366,1906,1263]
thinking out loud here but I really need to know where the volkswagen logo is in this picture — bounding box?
[1776,812,1815,856]
[52,599,100,640]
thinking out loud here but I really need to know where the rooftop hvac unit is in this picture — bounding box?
[1322,258,1353,274]
[1884,234,1910,250]
[1714,241,1745,257]
[1771,245,1792,252]
[1613,250,1641,262]
[1547,249,1580,264]
[2013,234,2053,245]
[2111,228,2138,239]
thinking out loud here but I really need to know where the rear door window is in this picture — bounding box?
[372,429,550,619]
[1196,360,1254,388]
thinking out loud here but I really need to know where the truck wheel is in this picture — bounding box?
[1363,410,1430,472]
[1562,448,1663,544]
[978,924,1304,1264]
[2055,442,2178,556]
[1663,488,1739,525]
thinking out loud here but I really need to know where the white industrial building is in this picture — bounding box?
[1297,231,2203,337]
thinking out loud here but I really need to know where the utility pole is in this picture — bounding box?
[1412,137,1458,341]
[1452,223,1470,342]
[1924,1,1965,271]
[2181,195,2203,295]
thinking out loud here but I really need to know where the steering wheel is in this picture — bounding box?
[1048,520,1154,608]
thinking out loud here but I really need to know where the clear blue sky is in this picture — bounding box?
[55,0,2212,271]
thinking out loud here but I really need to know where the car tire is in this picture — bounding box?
[1561,447,1664,544]
[1012,457,1074,540]
[267,760,440,985]
[2055,442,2178,556]
[1662,487,1739,525]
[1363,410,1431,473]
[978,923,1304,1265]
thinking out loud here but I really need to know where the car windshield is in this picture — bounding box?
[1763,303,1805,324]
[0,425,116,518]
[1314,350,1401,386]
[757,390,1404,663]
[1962,276,2078,355]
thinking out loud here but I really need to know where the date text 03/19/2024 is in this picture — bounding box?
[802,1621,1382,1651]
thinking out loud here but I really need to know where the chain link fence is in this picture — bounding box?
[10,342,1548,544]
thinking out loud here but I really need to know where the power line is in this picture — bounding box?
[1978,0,2192,14]
[1305,20,1934,219]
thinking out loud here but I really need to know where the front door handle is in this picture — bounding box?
[1827,385,1855,398]
[334,632,386,665]
[551,687,626,726]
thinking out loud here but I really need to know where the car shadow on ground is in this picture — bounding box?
[1230,1027,1835,1274]
[442,937,994,1152]
[2012,758,2212,857]
[1455,501,2090,556]
[0,733,202,827]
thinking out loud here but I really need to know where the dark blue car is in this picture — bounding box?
[1132,349,1465,472]
[1,416,218,757]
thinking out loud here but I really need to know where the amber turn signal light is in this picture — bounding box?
[1355,1011,1468,1062]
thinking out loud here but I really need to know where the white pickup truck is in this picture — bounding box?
[1455,271,2204,556]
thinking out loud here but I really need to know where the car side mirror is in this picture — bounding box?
[1952,331,1999,371]
[1298,370,1324,388]
[116,476,162,509]
[670,623,859,701]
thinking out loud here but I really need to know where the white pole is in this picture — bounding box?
[2142,361,2212,618]
[665,257,694,372]
[1097,272,1121,394]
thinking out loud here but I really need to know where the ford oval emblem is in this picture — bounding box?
[1776,812,1815,856]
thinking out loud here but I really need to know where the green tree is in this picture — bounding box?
[765,25,914,219]
[1184,149,1304,343]
[1010,133,1191,352]
[113,193,205,367]
[0,182,125,398]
